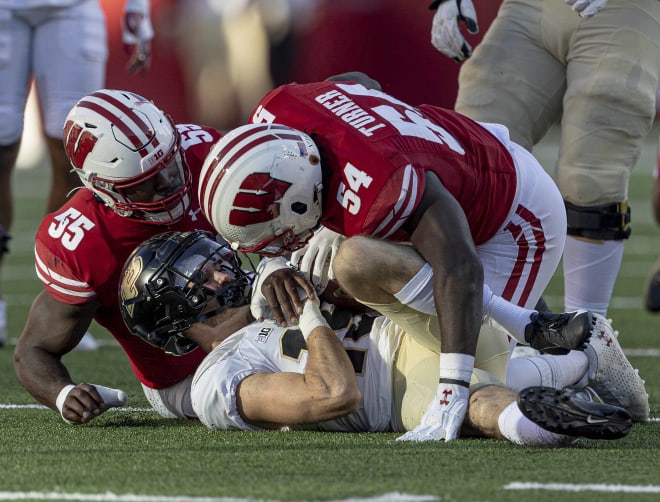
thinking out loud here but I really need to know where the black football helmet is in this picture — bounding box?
[119,230,252,355]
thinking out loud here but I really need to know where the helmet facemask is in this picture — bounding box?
[120,231,252,355]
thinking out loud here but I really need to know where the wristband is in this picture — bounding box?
[298,301,330,341]
[55,384,76,424]
[439,353,475,385]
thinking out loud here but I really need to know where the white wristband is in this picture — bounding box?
[298,301,330,341]
[55,384,76,424]
[439,353,475,384]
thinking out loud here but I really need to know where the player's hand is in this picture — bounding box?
[290,226,345,295]
[565,0,608,18]
[122,0,154,74]
[430,0,479,62]
[396,382,469,442]
[251,257,315,326]
[56,383,128,424]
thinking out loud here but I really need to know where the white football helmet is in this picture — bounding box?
[198,123,323,256]
[63,89,191,224]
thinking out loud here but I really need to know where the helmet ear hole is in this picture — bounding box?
[291,202,307,215]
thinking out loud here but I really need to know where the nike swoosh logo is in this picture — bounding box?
[586,415,609,424]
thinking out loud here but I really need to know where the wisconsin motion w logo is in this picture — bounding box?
[229,173,292,226]
[63,120,99,170]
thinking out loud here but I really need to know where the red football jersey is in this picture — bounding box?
[34,124,221,389]
[250,82,517,244]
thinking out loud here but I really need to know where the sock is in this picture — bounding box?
[483,284,534,344]
[506,351,589,391]
[563,237,624,315]
[498,402,572,446]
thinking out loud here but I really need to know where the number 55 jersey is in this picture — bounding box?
[33,124,221,389]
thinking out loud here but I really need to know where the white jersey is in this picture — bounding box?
[191,304,402,432]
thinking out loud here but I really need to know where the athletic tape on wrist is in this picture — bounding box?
[439,352,475,385]
[298,301,330,340]
[55,384,76,424]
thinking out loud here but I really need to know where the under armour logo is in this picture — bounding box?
[597,330,613,347]
[188,207,201,221]
[439,389,453,406]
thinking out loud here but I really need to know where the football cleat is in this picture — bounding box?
[517,386,632,440]
[524,310,592,354]
[575,314,650,422]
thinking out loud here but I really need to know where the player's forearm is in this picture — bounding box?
[303,326,361,420]
[13,344,74,411]
[298,302,361,420]
[433,266,482,356]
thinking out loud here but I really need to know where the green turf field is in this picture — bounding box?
[1,125,659,502]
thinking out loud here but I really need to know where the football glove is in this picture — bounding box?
[290,226,345,295]
[565,0,608,18]
[397,352,474,441]
[123,0,154,74]
[430,0,479,62]
[397,381,470,442]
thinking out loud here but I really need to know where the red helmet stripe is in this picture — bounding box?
[77,91,157,157]
[202,126,300,222]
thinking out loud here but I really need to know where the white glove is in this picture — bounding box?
[565,0,608,17]
[397,352,474,441]
[430,0,479,62]
[397,382,469,441]
[123,0,154,74]
[250,256,290,321]
[290,226,345,295]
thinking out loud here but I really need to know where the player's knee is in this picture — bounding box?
[565,200,631,241]
[333,236,373,292]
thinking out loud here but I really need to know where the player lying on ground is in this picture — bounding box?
[196,72,649,439]
[118,230,636,444]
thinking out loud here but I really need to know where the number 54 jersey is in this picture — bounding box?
[191,304,403,432]
[250,81,518,245]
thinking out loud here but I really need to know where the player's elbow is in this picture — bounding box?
[307,381,361,422]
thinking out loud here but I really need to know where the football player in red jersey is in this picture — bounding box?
[197,74,648,441]
[13,89,253,425]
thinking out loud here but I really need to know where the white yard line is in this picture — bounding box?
[0,492,437,502]
[504,482,660,493]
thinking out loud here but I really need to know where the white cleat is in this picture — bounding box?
[576,314,649,422]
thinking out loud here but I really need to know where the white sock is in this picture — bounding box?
[506,351,589,391]
[483,284,534,344]
[498,402,571,446]
[563,237,624,315]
